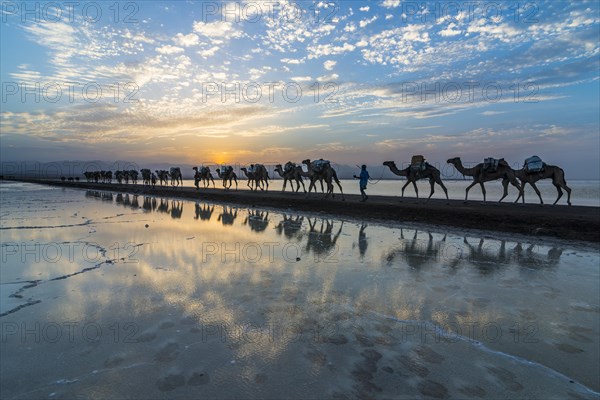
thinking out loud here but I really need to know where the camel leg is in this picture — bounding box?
[334,177,345,201]
[555,172,572,205]
[233,178,238,190]
[530,182,543,205]
[427,178,435,200]
[498,180,509,202]
[564,183,572,206]
[299,178,307,193]
[508,178,521,203]
[553,184,563,205]
[464,181,477,202]
[306,178,316,196]
[211,177,215,188]
[515,179,524,203]
[554,178,572,206]
[412,181,419,198]
[401,180,411,198]
[282,178,287,192]
[480,182,487,203]
[436,178,449,200]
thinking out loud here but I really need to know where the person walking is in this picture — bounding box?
[353,165,370,202]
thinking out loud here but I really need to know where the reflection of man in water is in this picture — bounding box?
[358,223,368,258]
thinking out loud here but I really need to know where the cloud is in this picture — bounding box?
[155,45,185,55]
[359,6,370,12]
[481,111,506,116]
[281,58,305,64]
[382,0,401,8]
[308,42,356,58]
[193,21,243,42]
[359,16,378,28]
[173,33,199,47]
[439,23,462,37]
[198,46,220,58]
[323,60,337,70]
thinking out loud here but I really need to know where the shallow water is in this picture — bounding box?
[1,181,599,399]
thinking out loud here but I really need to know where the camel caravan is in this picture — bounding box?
[79,155,572,205]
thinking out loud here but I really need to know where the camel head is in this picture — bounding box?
[215,168,221,173]
[447,157,460,164]
[383,161,395,168]
[192,166,198,171]
[301,159,311,165]
[240,167,247,172]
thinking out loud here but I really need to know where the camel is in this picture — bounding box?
[241,164,269,191]
[215,166,238,190]
[129,170,139,185]
[169,167,183,187]
[274,162,307,193]
[383,160,449,200]
[302,159,344,200]
[511,162,572,206]
[193,166,215,189]
[447,157,522,203]
[141,169,151,186]
[155,170,169,186]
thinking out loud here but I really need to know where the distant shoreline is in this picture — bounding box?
[5,178,600,243]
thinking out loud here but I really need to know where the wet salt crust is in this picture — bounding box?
[1,182,598,399]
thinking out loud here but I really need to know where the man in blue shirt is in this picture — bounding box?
[353,165,370,202]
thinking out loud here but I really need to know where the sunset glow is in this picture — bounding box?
[1,1,599,177]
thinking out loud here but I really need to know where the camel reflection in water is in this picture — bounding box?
[385,229,448,271]
[244,210,270,233]
[114,193,139,209]
[85,190,113,202]
[83,190,564,273]
[275,215,304,241]
[142,197,156,212]
[194,203,215,221]
[169,201,183,219]
[218,206,238,226]
[514,243,563,270]
[383,227,564,274]
[305,218,343,259]
[462,237,563,273]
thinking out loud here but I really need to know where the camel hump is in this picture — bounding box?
[524,156,544,173]
[483,157,500,172]
[313,159,330,171]
[411,155,425,165]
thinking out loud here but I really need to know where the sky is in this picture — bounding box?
[1,0,599,178]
